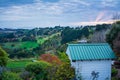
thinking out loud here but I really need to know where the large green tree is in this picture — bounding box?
[61,27,82,44]
[106,21,120,56]
[0,47,8,66]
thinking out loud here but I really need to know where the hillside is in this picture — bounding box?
[0,24,111,58]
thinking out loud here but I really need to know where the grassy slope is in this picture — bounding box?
[2,33,60,69]
[37,32,60,44]
[2,33,60,50]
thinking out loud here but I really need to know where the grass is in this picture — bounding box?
[2,41,39,50]
[7,60,32,69]
[20,41,38,49]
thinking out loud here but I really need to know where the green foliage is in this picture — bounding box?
[61,27,82,44]
[111,77,118,80]
[95,24,109,31]
[106,21,120,47]
[41,34,61,51]
[112,68,118,77]
[1,71,22,80]
[2,41,39,50]
[57,44,67,52]
[61,27,90,44]
[7,60,32,69]
[0,47,8,66]
[81,27,89,37]
[58,52,70,64]
[53,63,75,80]
[37,37,45,44]
[25,61,50,80]
[22,36,36,42]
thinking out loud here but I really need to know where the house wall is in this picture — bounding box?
[71,60,112,80]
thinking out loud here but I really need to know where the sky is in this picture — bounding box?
[0,0,120,29]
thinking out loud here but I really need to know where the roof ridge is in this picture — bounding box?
[68,43,109,46]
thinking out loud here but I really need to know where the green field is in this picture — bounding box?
[2,41,39,50]
[7,60,32,69]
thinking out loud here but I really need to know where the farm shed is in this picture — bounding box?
[66,43,116,80]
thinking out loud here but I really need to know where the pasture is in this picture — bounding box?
[7,60,32,69]
[1,41,39,50]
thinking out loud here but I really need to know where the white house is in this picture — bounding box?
[66,43,116,80]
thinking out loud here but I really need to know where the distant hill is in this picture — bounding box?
[0,24,111,58]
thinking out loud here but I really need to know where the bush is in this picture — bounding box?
[112,68,118,77]
[47,63,75,80]
[25,61,50,80]
[2,71,22,80]
[0,47,9,66]
[40,53,62,65]
[55,63,75,80]
[112,77,118,80]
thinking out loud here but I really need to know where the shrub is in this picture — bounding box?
[40,53,62,65]
[47,63,75,80]
[2,71,22,80]
[112,68,118,77]
[0,47,9,66]
[55,63,75,80]
[25,61,50,80]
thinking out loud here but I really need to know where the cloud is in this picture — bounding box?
[101,0,118,7]
[70,21,114,26]
[0,0,91,21]
[0,0,120,28]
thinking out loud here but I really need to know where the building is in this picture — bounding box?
[66,43,116,80]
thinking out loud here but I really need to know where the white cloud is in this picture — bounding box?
[0,0,90,21]
[0,0,119,28]
[101,0,118,7]
[70,21,114,26]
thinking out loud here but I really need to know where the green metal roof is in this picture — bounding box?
[67,43,116,61]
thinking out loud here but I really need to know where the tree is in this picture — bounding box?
[40,53,62,65]
[25,61,50,80]
[81,27,89,37]
[61,27,82,44]
[0,47,8,66]
[44,53,74,80]
[54,63,75,80]
[106,21,120,56]
[58,52,70,64]
[90,30,106,43]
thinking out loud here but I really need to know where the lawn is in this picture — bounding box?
[7,60,32,69]
[20,41,39,49]
[2,41,39,50]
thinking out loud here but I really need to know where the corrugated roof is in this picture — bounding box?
[67,43,116,61]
